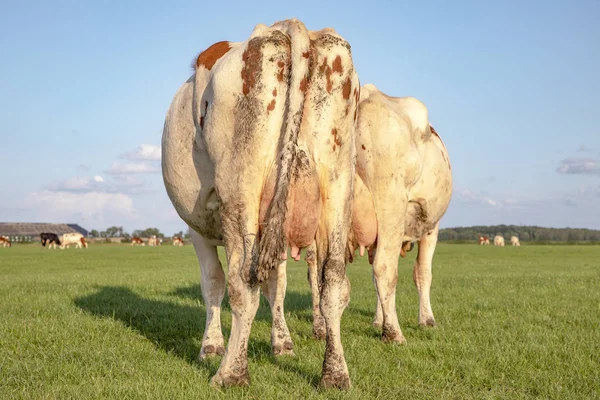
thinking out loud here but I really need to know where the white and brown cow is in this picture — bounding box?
[494,235,505,246]
[304,84,452,343]
[510,235,520,246]
[172,236,184,246]
[0,236,11,247]
[479,236,490,245]
[148,235,159,246]
[130,236,145,246]
[162,19,359,388]
[60,232,88,249]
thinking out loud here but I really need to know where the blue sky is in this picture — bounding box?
[1,0,599,235]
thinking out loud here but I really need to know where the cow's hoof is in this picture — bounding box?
[419,317,437,328]
[273,341,294,356]
[319,372,351,390]
[382,325,406,344]
[313,317,326,340]
[199,344,225,360]
[210,370,250,387]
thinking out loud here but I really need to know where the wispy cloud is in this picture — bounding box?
[120,144,161,161]
[556,158,600,175]
[46,175,154,195]
[105,161,160,175]
[576,144,591,153]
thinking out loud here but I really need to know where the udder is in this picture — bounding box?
[350,176,377,256]
[259,156,321,261]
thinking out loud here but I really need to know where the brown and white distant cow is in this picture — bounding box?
[0,236,11,247]
[494,235,505,246]
[162,18,359,388]
[148,235,159,246]
[510,236,520,246]
[60,232,88,249]
[172,236,184,246]
[479,236,490,245]
[130,236,145,246]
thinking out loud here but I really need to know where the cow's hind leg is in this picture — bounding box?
[261,259,294,355]
[413,223,439,327]
[190,229,226,359]
[371,195,408,344]
[306,241,326,339]
[211,213,260,387]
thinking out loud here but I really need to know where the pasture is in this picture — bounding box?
[1,244,599,399]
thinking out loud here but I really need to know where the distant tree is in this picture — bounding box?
[184,228,191,240]
[173,231,184,238]
[90,229,99,238]
[105,226,120,237]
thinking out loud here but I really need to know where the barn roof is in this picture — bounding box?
[0,223,88,236]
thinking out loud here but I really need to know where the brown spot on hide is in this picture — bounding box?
[353,108,358,122]
[302,51,310,59]
[361,144,366,150]
[332,55,343,73]
[241,39,263,95]
[196,41,231,70]
[342,77,351,99]
[300,77,308,92]
[332,144,336,152]
[332,128,342,147]
[319,57,333,93]
[199,116,204,129]
[267,99,276,111]
[272,88,277,97]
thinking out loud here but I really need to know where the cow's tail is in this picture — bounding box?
[254,19,311,284]
[80,237,88,248]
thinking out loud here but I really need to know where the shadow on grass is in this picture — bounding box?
[74,286,221,375]
[74,285,317,382]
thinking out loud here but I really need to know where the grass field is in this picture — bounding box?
[1,244,599,399]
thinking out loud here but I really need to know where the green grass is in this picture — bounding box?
[1,244,599,399]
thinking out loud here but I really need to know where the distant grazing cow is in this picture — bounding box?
[172,236,184,246]
[494,235,505,246]
[510,236,520,246]
[479,236,490,245]
[0,236,11,247]
[130,237,145,246]
[41,232,61,249]
[60,232,88,249]
[148,235,159,246]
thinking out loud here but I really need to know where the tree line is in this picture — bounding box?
[439,225,600,242]
[88,226,191,240]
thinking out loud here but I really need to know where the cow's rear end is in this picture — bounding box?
[198,19,359,389]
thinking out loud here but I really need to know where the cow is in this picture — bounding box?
[59,232,88,249]
[479,236,490,245]
[130,237,145,246]
[304,84,452,344]
[172,236,184,246]
[510,236,520,246]
[0,236,11,247]
[494,235,505,246]
[148,235,159,246]
[40,232,61,249]
[162,19,359,388]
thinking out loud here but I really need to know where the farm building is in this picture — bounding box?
[0,223,89,243]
